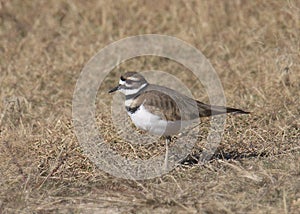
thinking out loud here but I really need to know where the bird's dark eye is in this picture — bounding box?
[120,76,126,81]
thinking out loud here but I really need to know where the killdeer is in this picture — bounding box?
[109,72,249,168]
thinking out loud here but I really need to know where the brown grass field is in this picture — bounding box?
[1,0,300,213]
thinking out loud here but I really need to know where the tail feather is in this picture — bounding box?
[197,101,250,117]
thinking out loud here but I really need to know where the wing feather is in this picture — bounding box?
[129,84,249,121]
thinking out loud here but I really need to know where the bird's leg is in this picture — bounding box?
[164,136,171,171]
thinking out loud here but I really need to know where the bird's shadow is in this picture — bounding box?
[180,150,269,165]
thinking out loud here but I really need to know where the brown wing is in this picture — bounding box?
[130,85,249,121]
[130,90,182,121]
[145,85,249,118]
[181,96,249,117]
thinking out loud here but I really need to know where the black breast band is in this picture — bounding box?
[126,106,140,113]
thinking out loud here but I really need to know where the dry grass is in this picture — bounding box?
[1,0,300,213]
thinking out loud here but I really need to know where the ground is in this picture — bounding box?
[0,0,299,213]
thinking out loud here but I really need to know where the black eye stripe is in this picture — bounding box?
[120,76,126,81]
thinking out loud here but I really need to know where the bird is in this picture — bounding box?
[109,71,249,168]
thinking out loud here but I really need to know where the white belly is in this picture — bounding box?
[127,104,182,136]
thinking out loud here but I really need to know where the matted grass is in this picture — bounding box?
[0,0,299,213]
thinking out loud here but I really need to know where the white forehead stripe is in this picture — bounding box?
[120,83,147,95]
[119,80,126,85]
[127,77,139,81]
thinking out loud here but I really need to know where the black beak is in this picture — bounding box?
[108,85,120,93]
